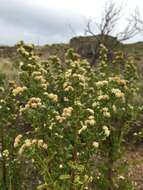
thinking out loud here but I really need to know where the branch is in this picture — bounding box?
[117,10,140,41]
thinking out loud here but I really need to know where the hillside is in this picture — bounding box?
[0,36,143,74]
[0,36,142,59]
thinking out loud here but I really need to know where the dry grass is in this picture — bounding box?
[0,58,18,81]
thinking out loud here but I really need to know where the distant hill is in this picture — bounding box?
[0,35,141,59]
[0,35,143,73]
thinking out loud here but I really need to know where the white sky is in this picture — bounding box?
[0,0,143,45]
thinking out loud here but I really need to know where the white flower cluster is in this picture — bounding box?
[86,108,94,115]
[34,75,46,83]
[102,126,110,137]
[14,134,23,148]
[12,86,27,96]
[18,46,29,57]
[2,149,9,158]
[112,105,117,112]
[32,71,42,76]
[32,71,48,89]
[72,73,86,83]
[96,80,108,88]
[56,107,73,123]
[92,102,99,108]
[92,141,99,148]
[18,138,48,155]
[78,125,87,134]
[47,93,58,102]
[26,97,42,109]
[20,97,42,113]
[62,107,73,117]
[97,94,109,101]
[74,100,82,107]
[102,107,111,118]
[111,88,124,98]
[65,69,72,78]
[85,116,96,126]
[63,82,74,92]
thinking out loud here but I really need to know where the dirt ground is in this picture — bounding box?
[124,146,143,190]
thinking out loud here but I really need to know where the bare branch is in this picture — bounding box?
[116,9,140,41]
[100,1,121,36]
[85,1,140,43]
[131,9,143,33]
[84,19,100,37]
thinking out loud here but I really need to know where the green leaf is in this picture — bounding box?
[59,174,70,180]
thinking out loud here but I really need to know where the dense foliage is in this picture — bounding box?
[0,42,142,190]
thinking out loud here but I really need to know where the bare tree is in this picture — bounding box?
[85,1,139,43]
[84,1,140,65]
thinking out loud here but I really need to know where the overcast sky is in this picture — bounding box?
[0,0,143,46]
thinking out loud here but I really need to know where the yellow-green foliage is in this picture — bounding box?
[0,42,142,190]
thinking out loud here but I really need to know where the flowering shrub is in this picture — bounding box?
[0,41,142,190]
